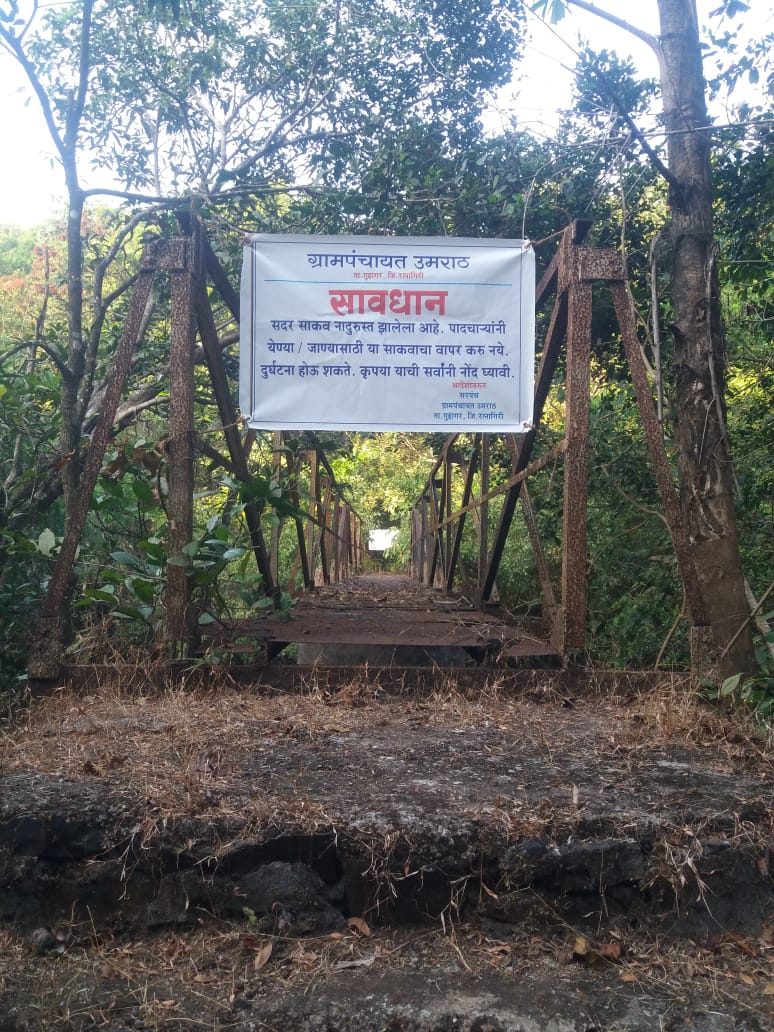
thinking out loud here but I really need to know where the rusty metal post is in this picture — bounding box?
[165,234,198,655]
[478,434,490,597]
[479,223,590,605]
[421,494,431,584]
[306,450,319,587]
[270,431,283,584]
[556,263,592,654]
[340,503,351,579]
[428,477,445,588]
[447,438,479,593]
[285,452,312,592]
[413,504,423,582]
[521,481,556,623]
[318,474,332,586]
[353,513,362,573]
[331,495,341,583]
[444,452,453,590]
[27,257,159,682]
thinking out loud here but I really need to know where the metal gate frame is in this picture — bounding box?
[27,218,363,681]
[410,221,707,658]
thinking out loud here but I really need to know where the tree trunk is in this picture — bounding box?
[656,0,755,678]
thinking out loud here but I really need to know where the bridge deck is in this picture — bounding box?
[204,574,560,664]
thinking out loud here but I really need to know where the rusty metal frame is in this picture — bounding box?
[28,218,363,681]
[409,219,705,661]
[282,442,363,593]
[29,214,698,680]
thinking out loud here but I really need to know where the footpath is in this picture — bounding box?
[0,672,771,1031]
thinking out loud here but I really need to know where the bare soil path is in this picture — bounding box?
[0,667,772,1030]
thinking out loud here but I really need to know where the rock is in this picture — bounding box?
[235,861,346,934]
[29,927,61,956]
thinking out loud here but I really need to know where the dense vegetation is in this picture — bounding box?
[0,0,771,711]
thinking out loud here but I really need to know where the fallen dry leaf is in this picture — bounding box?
[347,917,371,938]
[763,982,774,996]
[254,942,273,972]
[620,972,639,983]
[598,942,622,962]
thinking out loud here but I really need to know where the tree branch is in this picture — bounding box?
[34,340,72,380]
[583,56,679,187]
[566,0,661,56]
[0,21,67,167]
[64,0,93,159]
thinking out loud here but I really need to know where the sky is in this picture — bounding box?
[0,1,769,228]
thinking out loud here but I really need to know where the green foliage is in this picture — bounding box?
[715,642,774,726]
[330,433,434,533]
[79,514,250,637]
[530,0,567,23]
[15,0,527,198]
[0,525,63,703]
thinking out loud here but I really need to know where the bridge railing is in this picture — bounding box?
[269,434,364,593]
[410,220,705,658]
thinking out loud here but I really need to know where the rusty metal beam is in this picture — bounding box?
[319,476,333,585]
[306,451,320,586]
[269,432,283,585]
[412,434,458,510]
[27,257,160,681]
[428,475,445,587]
[177,211,240,324]
[535,220,592,307]
[431,441,567,533]
[478,434,490,595]
[446,440,479,592]
[479,290,570,603]
[331,496,341,582]
[353,513,363,573]
[194,279,277,602]
[558,279,592,652]
[444,451,453,589]
[283,449,311,593]
[420,495,430,584]
[165,235,198,653]
[521,481,556,618]
[415,503,422,582]
[478,225,582,605]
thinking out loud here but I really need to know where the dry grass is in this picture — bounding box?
[1,908,772,1031]
[2,672,771,832]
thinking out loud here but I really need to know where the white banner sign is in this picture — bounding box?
[240,234,535,433]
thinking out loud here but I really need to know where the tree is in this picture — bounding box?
[536,0,757,677]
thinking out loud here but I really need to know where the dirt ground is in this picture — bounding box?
[0,672,772,1030]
